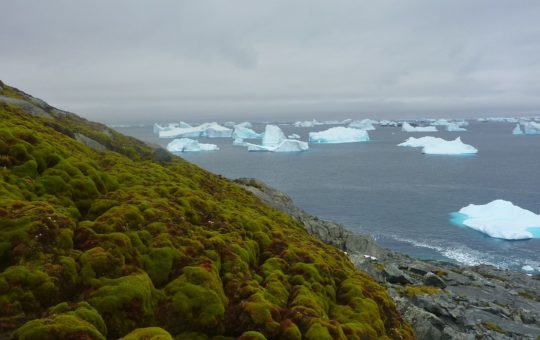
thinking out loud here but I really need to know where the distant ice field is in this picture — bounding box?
[116,121,540,273]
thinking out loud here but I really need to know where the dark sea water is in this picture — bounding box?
[115,122,540,272]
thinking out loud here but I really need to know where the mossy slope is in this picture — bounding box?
[0,81,414,339]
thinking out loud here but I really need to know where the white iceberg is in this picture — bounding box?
[348,119,376,131]
[288,133,300,139]
[379,120,399,127]
[166,138,219,152]
[512,124,523,135]
[398,136,477,155]
[223,121,236,127]
[159,122,232,138]
[246,125,308,152]
[309,127,370,144]
[232,126,262,139]
[453,200,540,240]
[321,119,352,125]
[233,138,248,146]
[234,121,253,129]
[153,122,192,134]
[293,119,323,127]
[446,123,467,132]
[401,122,438,132]
[523,122,540,134]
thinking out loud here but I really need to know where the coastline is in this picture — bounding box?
[236,178,540,339]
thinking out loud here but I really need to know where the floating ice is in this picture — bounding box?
[348,119,376,131]
[159,122,232,138]
[522,265,535,272]
[153,122,192,134]
[523,122,540,134]
[288,133,300,139]
[293,119,323,127]
[246,125,308,152]
[379,120,399,127]
[401,122,438,132]
[398,136,477,155]
[234,121,253,129]
[166,138,219,152]
[452,200,540,240]
[446,123,467,132]
[309,127,370,144]
[232,126,262,139]
[512,124,524,135]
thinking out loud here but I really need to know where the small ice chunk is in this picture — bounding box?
[166,138,219,152]
[398,136,477,155]
[522,265,534,272]
[446,123,467,132]
[233,138,248,146]
[234,121,253,129]
[288,133,301,139]
[379,120,398,127]
[309,127,370,144]
[453,200,540,240]
[512,124,523,135]
[402,122,438,132]
[293,119,322,127]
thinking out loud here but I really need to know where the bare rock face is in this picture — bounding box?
[238,178,540,339]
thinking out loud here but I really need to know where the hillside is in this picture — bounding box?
[0,81,414,339]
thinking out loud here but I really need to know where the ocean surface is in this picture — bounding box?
[115,121,540,272]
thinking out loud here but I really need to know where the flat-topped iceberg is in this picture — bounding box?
[446,122,467,132]
[309,127,370,144]
[166,138,219,152]
[159,122,232,138]
[523,122,540,134]
[379,120,398,127]
[452,200,540,240]
[402,122,438,132]
[234,121,253,128]
[232,126,262,139]
[293,119,323,127]
[512,124,524,135]
[246,125,308,152]
[348,119,376,131]
[153,122,192,134]
[398,136,478,155]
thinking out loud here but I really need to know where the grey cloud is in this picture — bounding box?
[1,0,539,123]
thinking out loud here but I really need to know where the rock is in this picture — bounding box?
[74,133,107,152]
[384,264,413,284]
[424,272,447,288]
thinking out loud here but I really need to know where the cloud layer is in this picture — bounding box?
[1,0,539,122]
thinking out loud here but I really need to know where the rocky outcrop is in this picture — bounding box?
[238,178,540,339]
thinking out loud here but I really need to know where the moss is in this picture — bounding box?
[0,85,414,339]
[121,327,173,340]
[482,321,506,334]
[238,331,267,340]
[402,285,441,298]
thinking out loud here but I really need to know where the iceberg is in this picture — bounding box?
[401,122,438,132]
[153,122,192,134]
[379,120,398,127]
[452,200,540,240]
[398,136,478,155]
[288,133,300,139]
[233,138,248,146]
[348,119,376,131]
[309,127,370,144]
[166,138,219,152]
[158,122,232,138]
[523,122,540,134]
[446,123,467,132]
[246,125,308,152]
[234,121,253,129]
[512,124,523,135]
[293,119,323,127]
[232,126,262,139]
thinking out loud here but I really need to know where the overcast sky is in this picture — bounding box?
[1,1,540,123]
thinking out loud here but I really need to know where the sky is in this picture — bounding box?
[1,0,540,123]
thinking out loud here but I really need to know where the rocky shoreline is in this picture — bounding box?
[236,178,540,339]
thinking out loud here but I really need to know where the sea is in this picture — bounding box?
[114,121,540,273]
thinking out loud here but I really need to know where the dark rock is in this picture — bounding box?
[151,147,172,163]
[384,263,413,284]
[74,133,107,152]
[424,272,447,288]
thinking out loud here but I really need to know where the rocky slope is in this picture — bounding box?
[237,178,540,339]
[0,81,413,339]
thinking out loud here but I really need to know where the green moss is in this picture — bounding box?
[121,327,173,340]
[482,321,506,334]
[238,331,267,340]
[0,85,414,339]
[402,285,441,297]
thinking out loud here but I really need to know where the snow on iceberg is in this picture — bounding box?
[452,200,540,240]
[246,125,308,152]
[159,122,232,138]
[309,127,370,144]
[234,121,253,128]
[166,138,219,152]
[293,119,322,127]
[401,122,438,132]
[232,126,262,139]
[398,136,477,155]
[512,124,524,135]
[523,122,540,134]
[348,119,376,131]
